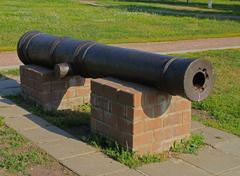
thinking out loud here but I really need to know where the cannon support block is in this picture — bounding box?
[20,65,91,111]
[90,78,191,154]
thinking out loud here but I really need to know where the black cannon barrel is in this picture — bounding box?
[17,31,214,101]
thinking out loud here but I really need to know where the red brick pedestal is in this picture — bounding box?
[90,78,191,154]
[20,65,91,111]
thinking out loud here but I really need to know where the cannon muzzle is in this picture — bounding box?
[17,31,214,101]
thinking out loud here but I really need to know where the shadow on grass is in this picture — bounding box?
[118,0,240,14]
[112,1,240,21]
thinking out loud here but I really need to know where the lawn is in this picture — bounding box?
[0,116,77,175]
[175,49,240,136]
[0,0,240,51]
[103,0,240,15]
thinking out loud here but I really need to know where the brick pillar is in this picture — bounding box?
[90,78,191,155]
[20,65,91,111]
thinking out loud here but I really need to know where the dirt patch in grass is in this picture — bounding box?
[192,109,214,120]
[26,162,78,176]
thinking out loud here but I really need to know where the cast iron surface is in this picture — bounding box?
[17,31,214,101]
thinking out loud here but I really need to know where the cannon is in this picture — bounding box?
[17,31,214,101]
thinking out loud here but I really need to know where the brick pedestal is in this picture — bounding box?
[90,78,191,154]
[20,65,91,111]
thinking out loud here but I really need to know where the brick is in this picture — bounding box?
[161,140,175,151]
[117,118,132,134]
[108,114,118,129]
[173,123,191,137]
[83,78,91,86]
[151,142,163,153]
[163,113,182,127]
[121,133,133,147]
[111,101,125,116]
[96,120,109,136]
[175,99,191,112]
[145,118,163,131]
[132,131,153,146]
[95,96,109,111]
[64,88,76,99]
[109,128,121,141]
[103,84,118,101]
[153,129,165,141]
[182,110,191,124]
[83,95,90,103]
[134,144,152,155]
[76,87,90,97]
[90,78,191,155]
[118,90,142,106]
[90,93,97,105]
[91,107,103,121]
[21,65,90,110]
[125,106,144,121]
[91,117,97,131]
[91,80,104,95]
[133,121,144,134]
[163,128,174,140]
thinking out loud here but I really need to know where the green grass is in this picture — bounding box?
[0,0,240,51]
[0,68,19,77]
[82,133,167,168]
[171,134,204,154]
[175,49,240,136]
[0,116,49,173]
[105,0,240,15]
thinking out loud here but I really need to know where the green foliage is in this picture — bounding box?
[0,116,4,127]
[7,95,90,129]
[0,149,49,173]
[0,117,49,173]
[0,0,240,51]
[0,68,20,77]
[176,49,240,136]
[82,133,165,168]
[171,134,204,154]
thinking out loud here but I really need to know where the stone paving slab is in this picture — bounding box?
[219,166,240,176]
[21,126,73,144]
[0,97,15,107]
[179,146,240,175]
[4,115,50,132]
[214,138,240,157]
[106,168,144,176]
[0,87,21,96]
[3,113,53,131]
[0,79,19,89]
[61,152,127,176]
[191,121,206,132]
[0,105,29,118]
[193,127,238,145]
[39,138,96,160]
[138,158,211,176]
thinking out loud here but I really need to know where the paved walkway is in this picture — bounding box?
[0,77,239,176]
[1,37,240,70]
